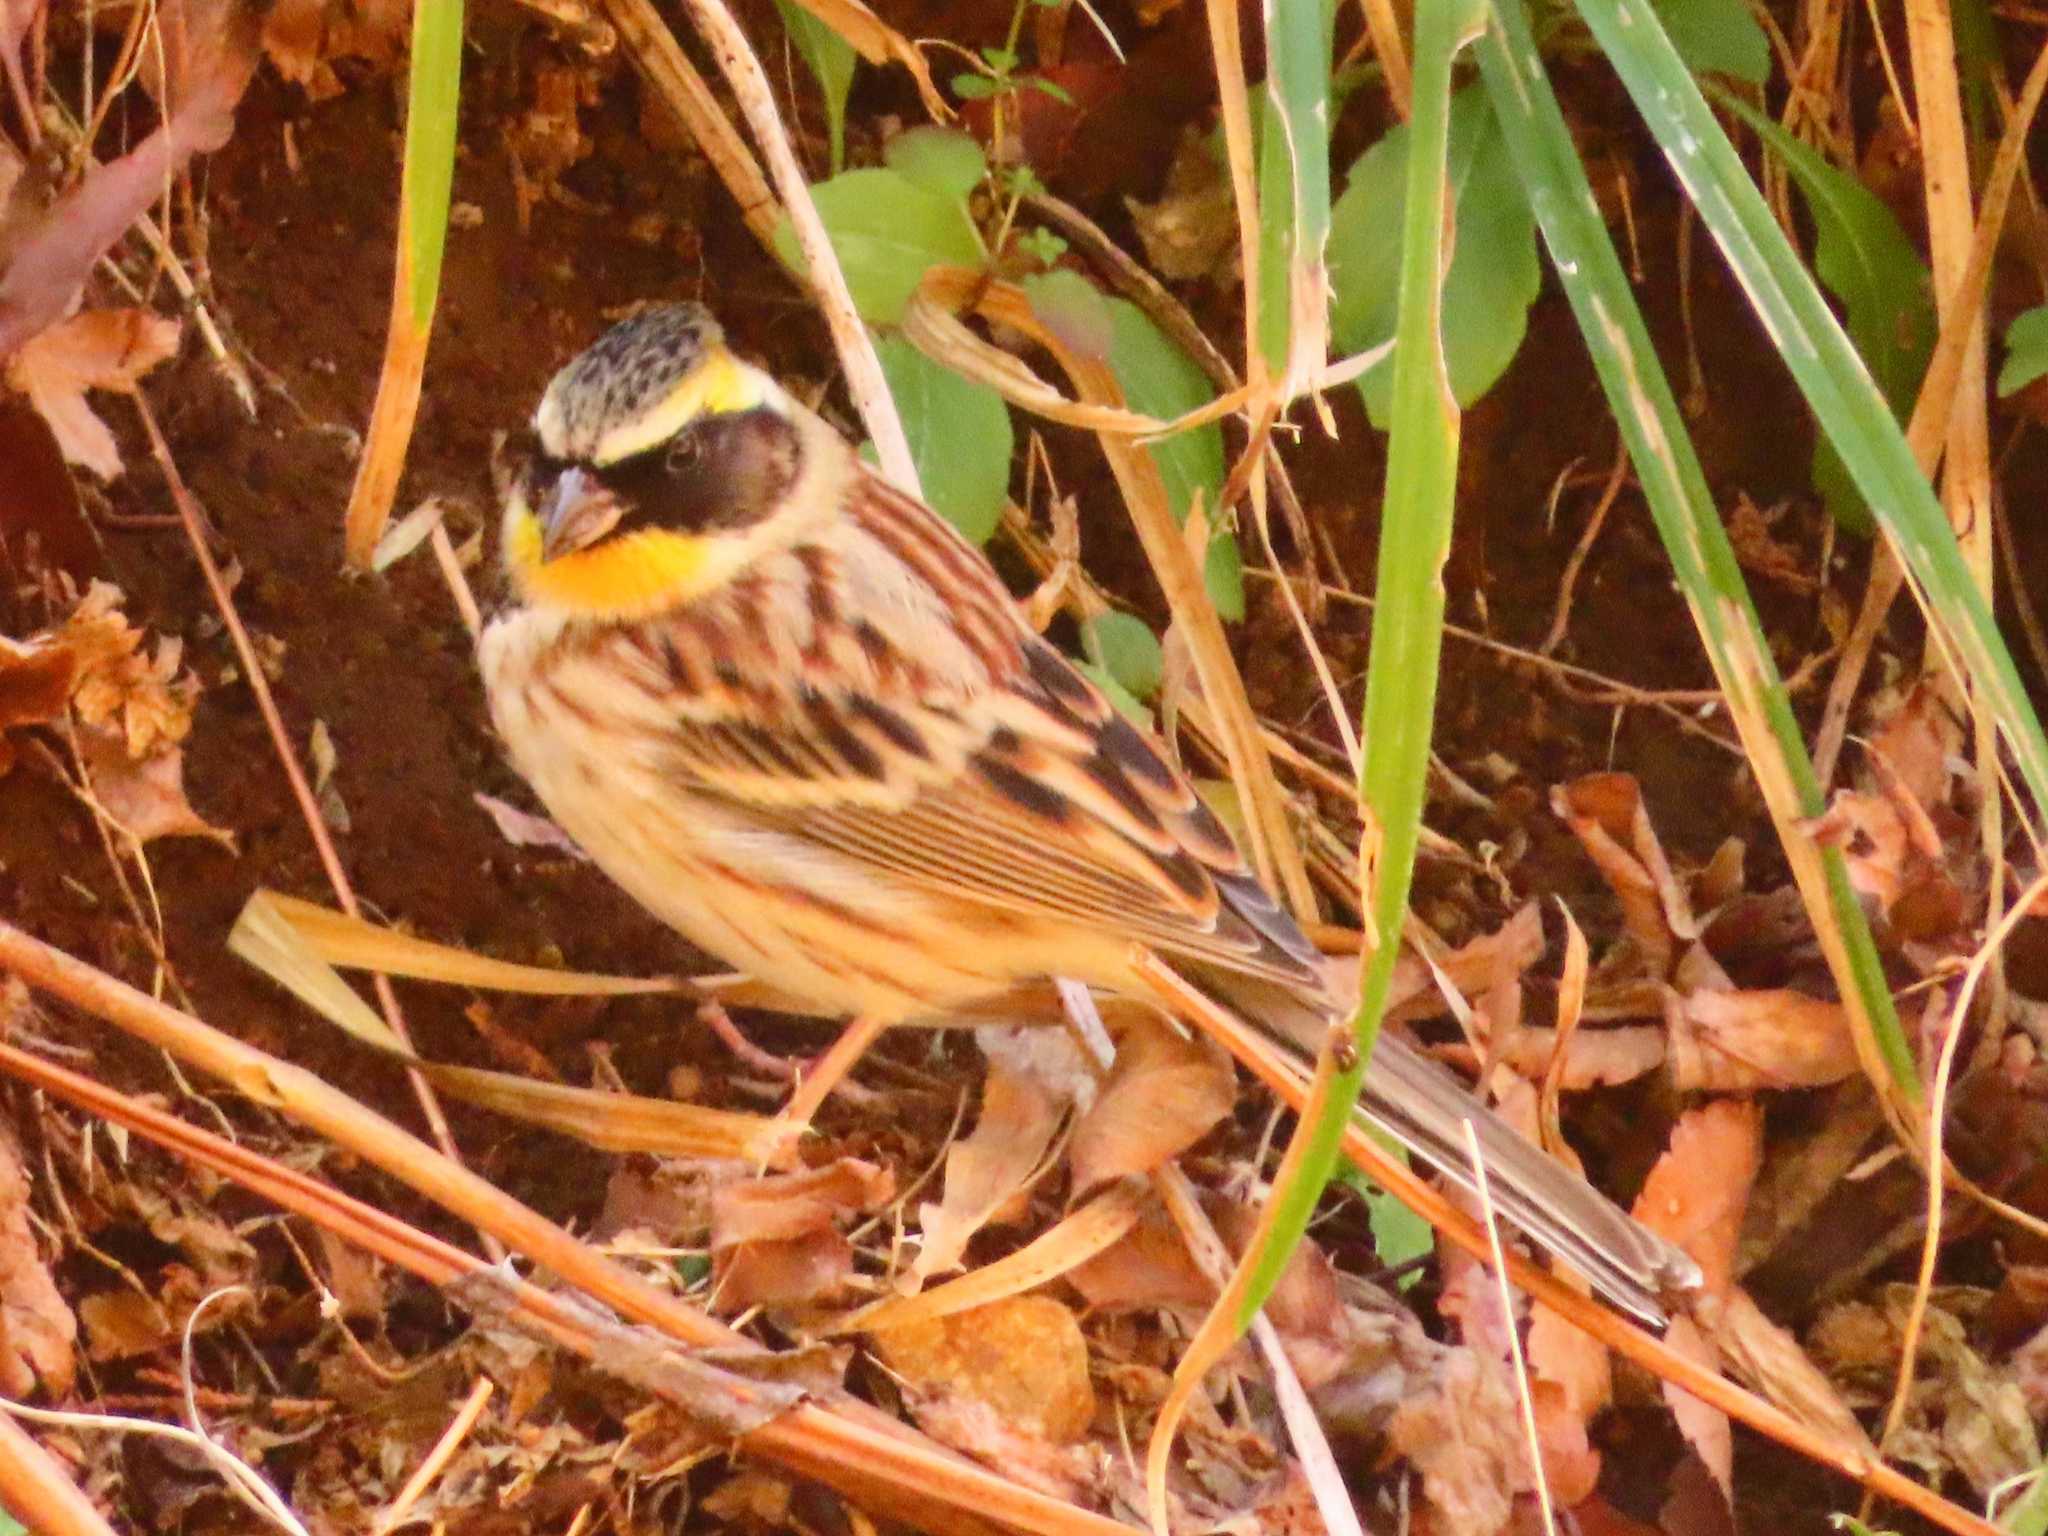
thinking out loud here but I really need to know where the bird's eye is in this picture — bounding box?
[665,437,703,473]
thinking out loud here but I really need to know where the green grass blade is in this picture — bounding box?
[1474,0,1915,1096]
[1230,0,1482,1329]
[402,0,464,329]
[1571,0,2048,840]
[1256,0,1334,384]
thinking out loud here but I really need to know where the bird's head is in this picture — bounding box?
[500,304,819,619]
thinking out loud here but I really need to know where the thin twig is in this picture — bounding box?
[129,393,489,1253]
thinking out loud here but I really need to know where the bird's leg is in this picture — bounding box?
[697,998,806,1081]
[777,1014,890,1127]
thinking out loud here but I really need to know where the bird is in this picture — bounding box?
[478,302,1702,1327]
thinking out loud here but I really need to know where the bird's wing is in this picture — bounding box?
[634,465,1324,990]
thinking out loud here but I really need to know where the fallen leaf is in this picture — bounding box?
[914,1060,1064,1283]
[78,722,234,848]
[1553,774,1698,977]
[1124,126,1237,284]
[1666,987,1858,1092]
[474,792,588,859]
[1632,1099,1762,1292]
[0,631,77,772]
[1387,1346,1523,1536]
[260,0,408,100]
[1661,1316,1734,1501]
[710,1158,892,1310]
[870,1295,1095,1442]
[60,579,198,757]
[1067,1017,1232,1194]
[0,1122,73,1396]
[1703,1286,1872,1458]
[4,308,178,477]
[0,0,258,357]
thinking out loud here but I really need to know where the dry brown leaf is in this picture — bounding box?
[474,791,587,859]
[1451,1023,1664,1088]
[4,308,178,476]
[1529,1379,1601,1507]
[1725,496,1814,592]
[1812,1287,2038,1496]
[61,579,198,756]
[1387,903,1545,1023]
[1633,1099,1762,1292]
[0,1125,73,1396]
[914,1060,1064,1283]
[870,1295,1095,1442]
[0,632,78,773]
[710,1158,892,1310]
[1666,988,1858,1092]
[78,722,234,848]
[1662,1316,1734,1502]
[1866,680,1960,818]
[260,0,408,100]
[1703,1286,1872,1457]
[1386,1346,1523,1536]
[0,0,258,357]
[1552,774,1697,977]
[505,62,597,231]
[1067,1017,1232,1194]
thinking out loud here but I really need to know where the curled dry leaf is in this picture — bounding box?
[710,1158,893,1310]
[869,1295,1096,1443]
[0,0,260,358]
[1449,1022,1664,1089]
[0,1122,74,1396]
[78,720,233,847]
[1665,987,1858,1092]
[4,307,179,477]
[913,1059,1065,1284]
[1552,773,1698,977]
[61,579,197,757]
[1387,902,1545,1024]
[1701,1286,1872,1458]
[1633,1099,1762,1293]
[1067,1017,1233,1194]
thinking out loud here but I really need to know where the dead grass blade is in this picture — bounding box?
[839,1179,1147,1334]
[229,889,797,1164]
[0,922,1131,1536]
[1123,947,1999,1536]
[235,889,685,996]
[597,0,782,250]
[0,1410,117,1536]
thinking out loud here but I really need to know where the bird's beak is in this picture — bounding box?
[537,466,620,560]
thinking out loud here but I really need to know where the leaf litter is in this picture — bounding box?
[1,4,2045,1533]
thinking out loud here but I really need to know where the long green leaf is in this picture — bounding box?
[1230,0,1481,1329]
[1571,0,2048,854]
[1475,0,1914,1095]
[402,0,464,329]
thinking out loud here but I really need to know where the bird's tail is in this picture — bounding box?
[1195,967,1701,1329]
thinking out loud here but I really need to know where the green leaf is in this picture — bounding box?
[1102,300,1239,618]
[1335,1162,1432,1285]
[951,73,1001,100]
[1999,304,2048,397]
[1021,269,1116,359]
[1082,611,1164,700]
[1330,85,1540,428]
[981,45,1018,71]
[884,125,987,202]
[1016,227,1068,265]
[774,0,857,174]
[1649,0,1768,85]
[868,336,1013,543]
[1072,660,1151,724]
[773,169,983,325]
[1718,95,1935,531]
[1025,76,1075,104]
[401,0,465,329]
[676,1252,712,1285]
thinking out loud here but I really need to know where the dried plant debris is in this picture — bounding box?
[1,580,230,844]
[4,307,180,477]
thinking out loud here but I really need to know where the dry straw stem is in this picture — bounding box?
[598,0,782,249]
[907,265,1313,912]
[773,0,947,119]
[131,398,479,1222]
[676,0,917,494]
[0,1407,118,1536]
[1807,33,2048,788]
[1125,948,2001,1536]
[0,922,1131,1536]
[339,246,429,569]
